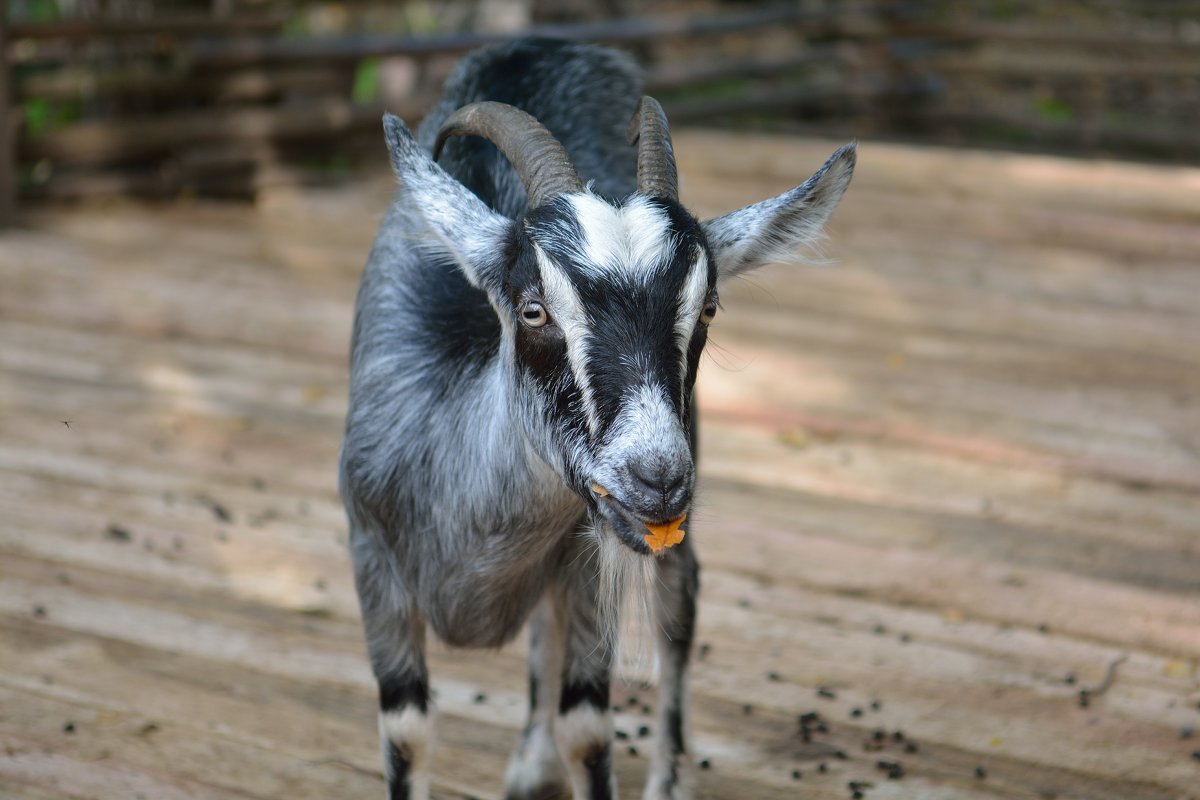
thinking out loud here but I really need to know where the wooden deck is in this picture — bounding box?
[2,130,1199,799]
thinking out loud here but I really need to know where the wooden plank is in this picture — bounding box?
[184,7,850,68]
[8,13,286,41]
[21,99,393,169]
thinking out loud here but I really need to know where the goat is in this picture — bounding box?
[339,38,855,800]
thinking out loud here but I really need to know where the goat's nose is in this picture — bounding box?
[628,462,690,514]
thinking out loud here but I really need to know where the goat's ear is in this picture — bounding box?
[701,143,855,285]
[383,113,510,293]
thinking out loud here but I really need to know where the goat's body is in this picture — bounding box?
[341,42,698,799]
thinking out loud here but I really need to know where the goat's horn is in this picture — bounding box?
[627,96,679,201]
[433,101,583,209]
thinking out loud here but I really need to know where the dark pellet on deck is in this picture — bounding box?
[637,725,651,738]
[742,703,753,715]
[850,707,863,717]
[32,605,46,618]
[835,750,848,759]
[105,523,131,542]
[697,642,711,660]
[870,700,881,711]
[817,687,838,699]
[1037,623,1049,634]
[767,671,782,682]
[1180,726,1194,740]
[891,730,905,742]
[699,758,711,770]
[904,741,919,753]
[62,721,75,733]
[975,765,988,779]
[615,730,628,740]
[627,745,638,757]
[472,692,486,704]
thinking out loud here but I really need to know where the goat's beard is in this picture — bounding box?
[591,523,659,679]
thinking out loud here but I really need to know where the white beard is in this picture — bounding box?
[592,523,659,679]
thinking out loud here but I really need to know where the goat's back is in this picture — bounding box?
[417,38,642,217]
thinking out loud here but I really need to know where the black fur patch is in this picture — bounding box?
[560,680,609,714]
[379,673,430,715]
[386,740,413,800]
[583,743,614,800]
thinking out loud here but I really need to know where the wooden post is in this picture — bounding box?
[0,0,14,227]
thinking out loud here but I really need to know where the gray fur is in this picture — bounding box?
[339,38,854,800]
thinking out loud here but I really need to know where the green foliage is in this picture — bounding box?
[353,58,381,105]
[14,0,60,23]
[1034,97,1075,122]
[21,97,83,137]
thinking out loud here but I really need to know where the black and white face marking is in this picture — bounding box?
[506,192,716,553]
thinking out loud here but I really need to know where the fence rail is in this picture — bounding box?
[1,1,1196,219]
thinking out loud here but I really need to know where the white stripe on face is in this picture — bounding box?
[533,242,603,438]
[674,246,709,403]
[567,194,673,282]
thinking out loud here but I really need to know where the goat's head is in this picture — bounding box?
[382,99,854,557]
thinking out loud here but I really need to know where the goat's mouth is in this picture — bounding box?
[589,483,687,556]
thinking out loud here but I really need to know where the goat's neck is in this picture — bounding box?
[445,343,584,545]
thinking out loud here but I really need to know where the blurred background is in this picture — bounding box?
[1,0,1197,211]
[2,3,1200,799]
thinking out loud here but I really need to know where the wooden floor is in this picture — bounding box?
[2,130,1200,800]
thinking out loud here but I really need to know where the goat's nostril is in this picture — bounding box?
[628,463,687,499]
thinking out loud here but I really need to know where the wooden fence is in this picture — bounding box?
[1,0,1197,224]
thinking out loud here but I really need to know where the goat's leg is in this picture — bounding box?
[642,537,700,800]
[555,568,617,799]
[505,593,570,799]
[353,539,436,800]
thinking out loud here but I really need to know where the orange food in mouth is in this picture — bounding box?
[643,514,687,554]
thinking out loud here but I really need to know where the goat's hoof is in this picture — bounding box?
[642,756,694,800]
[504,783,570,800]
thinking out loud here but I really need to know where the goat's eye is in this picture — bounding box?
[520,301,549,328]
[699,301,718,326]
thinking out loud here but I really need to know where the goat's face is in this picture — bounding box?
[509,194,713,553]
[383,101,854,557]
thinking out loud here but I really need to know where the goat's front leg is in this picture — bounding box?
[643,537,699,800]
[555,571,617,799]
[353,541,436,800]
[505,593,569,799]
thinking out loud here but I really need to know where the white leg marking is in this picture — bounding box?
[379,705,438,800]
[555,705,615,799]
[505,721,567,796]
